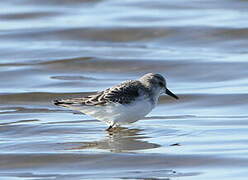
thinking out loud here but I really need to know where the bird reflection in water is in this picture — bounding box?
[66,127,160,153]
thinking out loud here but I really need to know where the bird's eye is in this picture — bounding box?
[159,82,164,87]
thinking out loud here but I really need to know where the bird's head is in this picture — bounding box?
[139,73,178,100]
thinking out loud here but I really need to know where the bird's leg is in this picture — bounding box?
[106,122,116,131]
[106,125,113,131]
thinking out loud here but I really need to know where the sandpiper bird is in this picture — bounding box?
[54,73,178,131]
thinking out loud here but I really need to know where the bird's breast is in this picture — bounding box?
[121,97,154,120]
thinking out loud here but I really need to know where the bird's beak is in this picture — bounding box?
[166,88,179,100]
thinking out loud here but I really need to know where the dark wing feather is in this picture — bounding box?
[54,80,143,106]
[102,80,141,105]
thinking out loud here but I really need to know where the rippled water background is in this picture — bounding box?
[1,0,248,179]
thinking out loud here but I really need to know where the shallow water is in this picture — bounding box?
[1,0,248,179]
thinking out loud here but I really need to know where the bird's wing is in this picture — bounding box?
[54,80,142,106]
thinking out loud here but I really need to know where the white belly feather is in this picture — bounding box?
[75,98,155,125]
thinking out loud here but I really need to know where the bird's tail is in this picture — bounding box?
[53,98,86,107]
[53,99,74,106]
